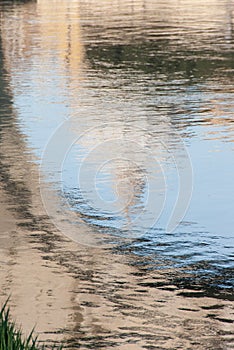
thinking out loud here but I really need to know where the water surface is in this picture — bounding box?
[0,0,233,349]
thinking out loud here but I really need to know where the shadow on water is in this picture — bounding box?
[86,43,234,80]
[0,38,31,218]
[0,32,59,238]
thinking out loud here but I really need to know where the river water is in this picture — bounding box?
[0,0,233,349]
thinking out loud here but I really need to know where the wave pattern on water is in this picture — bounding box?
[0,0,234,349]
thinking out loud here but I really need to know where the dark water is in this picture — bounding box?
[0,0,234,349]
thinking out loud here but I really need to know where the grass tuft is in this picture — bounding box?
[0,299,63,350]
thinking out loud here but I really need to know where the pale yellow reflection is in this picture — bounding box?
[0,0,84,85]
[37,0,84,77]
[201,84,234,142]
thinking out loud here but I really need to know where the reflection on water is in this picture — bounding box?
[0,0,234,349]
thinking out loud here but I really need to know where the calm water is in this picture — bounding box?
[0,0,234,349]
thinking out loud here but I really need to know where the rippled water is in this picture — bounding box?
[0,0,234,349]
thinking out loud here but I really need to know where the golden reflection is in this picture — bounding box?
[37,0,84,76]
[201,85,234,142]
[0,0,84,81]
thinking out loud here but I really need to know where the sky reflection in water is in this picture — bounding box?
[0,0,233,288]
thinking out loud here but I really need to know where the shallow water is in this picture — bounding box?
[0,0,234,349]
